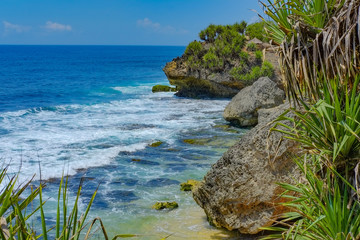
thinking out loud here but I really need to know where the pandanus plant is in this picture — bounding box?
[260,0,360,104]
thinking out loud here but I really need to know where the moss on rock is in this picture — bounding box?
[180,179,199,191]
[152,85,177,93]
[149,141,163,147]
[152,201,179,210]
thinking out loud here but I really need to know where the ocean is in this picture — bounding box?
[0,45,245,239]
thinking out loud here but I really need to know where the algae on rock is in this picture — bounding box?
[152,201,179,210]
[180,180,199,191]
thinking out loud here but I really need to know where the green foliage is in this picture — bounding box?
[202,47,223,70]
[255,50,263,61]
[262,157,360,240]
[202,24,217,43]
[185,21,262,72]
[245,22,268,42]
[0,170,130,240]
[261,0,339,46]
[231,61,274,81]
[272,76,360,168]
[246,42,257,51]
[266,76,360,239]
[184,41,202,56]
[239,51,249,62]
[233,21,247,34]
[199,30,206,41]
[260,61,273,77]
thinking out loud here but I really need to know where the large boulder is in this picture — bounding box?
[223,77,285,127]
[193,103,301,234]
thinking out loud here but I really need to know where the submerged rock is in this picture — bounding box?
[223,77,285,127]
[180,179,199,191]
[149,141,164,147]
[152,85,177,93]
[193,103,301,234]
[152,201,179,210]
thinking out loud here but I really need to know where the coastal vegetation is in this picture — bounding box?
[259,0,360,239]
[183,21,274,82]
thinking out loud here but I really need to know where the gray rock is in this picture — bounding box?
[193,103,302,234]
[223,77,285,127]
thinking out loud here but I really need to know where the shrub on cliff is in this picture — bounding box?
[202,47,223,70]
[185,41,203,57]
[245,22,268,42]
[230,60,274,81]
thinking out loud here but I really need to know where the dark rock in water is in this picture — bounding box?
[152,85,177,93]
[193,103,302,234]
[110,178,138,187]
[145,178,180,187]
[130,158,160,166]
[148,141,164,147]
[223,77,285,127]
[108,190,139,202]
[152,201,179,210]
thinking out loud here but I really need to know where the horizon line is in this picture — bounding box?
[0,44,187,47]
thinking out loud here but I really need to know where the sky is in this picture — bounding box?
[0,0,264,46]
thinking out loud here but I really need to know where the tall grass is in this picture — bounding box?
[0,171,141,239]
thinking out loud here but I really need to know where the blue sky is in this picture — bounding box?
[0,0,263,45]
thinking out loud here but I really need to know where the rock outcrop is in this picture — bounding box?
[193,103,301,234]
[223,77,285,127]
[163,42,282,98]
[163,60,240,98]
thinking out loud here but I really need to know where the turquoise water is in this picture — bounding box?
[0,46,246,239]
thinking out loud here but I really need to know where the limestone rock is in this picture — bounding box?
[163,60,239,98]
[223,77,285,127]
[193,103,301,234]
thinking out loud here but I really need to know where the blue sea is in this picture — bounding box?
[0,45,245,239]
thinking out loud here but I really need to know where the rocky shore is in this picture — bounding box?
[162,40,298,236]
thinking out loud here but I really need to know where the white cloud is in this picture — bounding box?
[3,21,30,33]
[44,21,72,31]
[137,18,187,34]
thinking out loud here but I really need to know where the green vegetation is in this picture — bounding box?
[230,61,274,81]
[260,0,360,239]
[246,42,257,51]
[255,50,262,61]
[184,21,272,83]
[261,0,356,103]
[0,171,124,240]
[152,201,179,210]
[245,22,269,42]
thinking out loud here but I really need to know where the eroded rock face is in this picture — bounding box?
[223,77,285,127]
[163,60,240,98]
[193,103,301,234]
